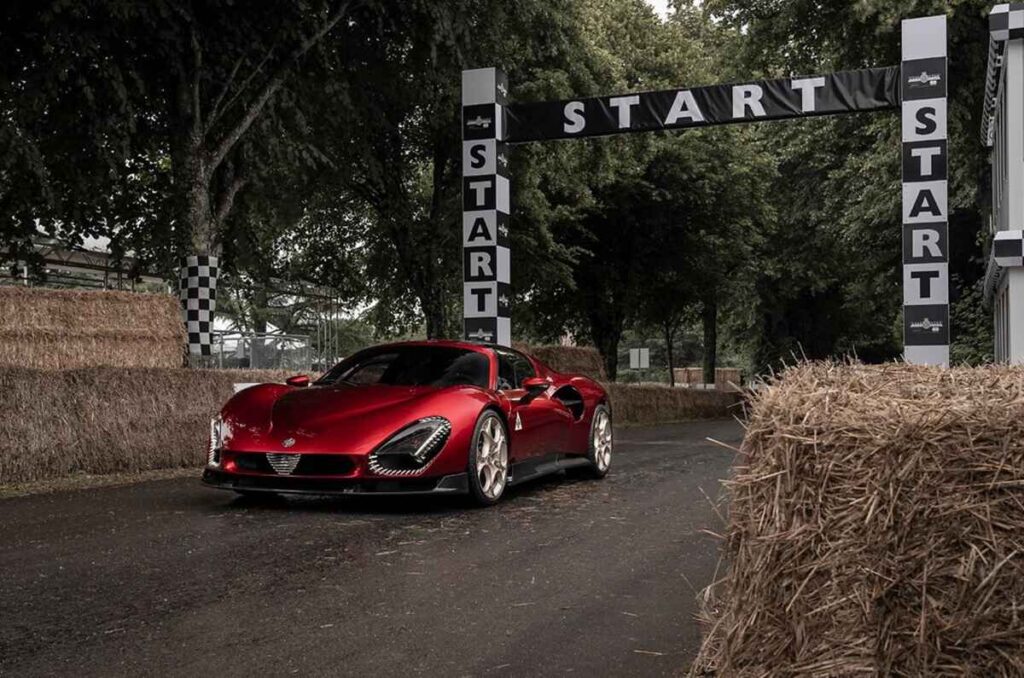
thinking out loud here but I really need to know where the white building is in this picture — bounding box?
[984,4,1024,362]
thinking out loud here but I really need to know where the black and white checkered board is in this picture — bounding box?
[990,3,1024,41]
[179,255,218,356]
[994,231,1024,268]
[983,4,1024,145]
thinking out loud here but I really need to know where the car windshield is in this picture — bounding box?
[317,346,490,388]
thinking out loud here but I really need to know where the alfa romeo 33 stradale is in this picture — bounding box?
[202,341,612,505]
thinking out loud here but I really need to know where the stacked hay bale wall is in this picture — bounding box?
[515,343,607,380]
[691,363,1024,676]
[606,383,741,425]
[0,287,184,368]
[0,368,298,483]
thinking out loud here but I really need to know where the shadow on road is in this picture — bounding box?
[215,470,576,516]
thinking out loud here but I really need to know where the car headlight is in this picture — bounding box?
[369,417,452,475]
[208,416,225,467]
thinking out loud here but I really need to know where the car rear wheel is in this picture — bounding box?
[467,410,509,506]
[575,404,612,479]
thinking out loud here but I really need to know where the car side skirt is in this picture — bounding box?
[507,454,591,487]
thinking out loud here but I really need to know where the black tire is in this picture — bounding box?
[466,410,509,506]
[574,403,612,479]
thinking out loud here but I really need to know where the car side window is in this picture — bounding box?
[509,352,535,386]
[495,349,535,391]
[496,351,516,391]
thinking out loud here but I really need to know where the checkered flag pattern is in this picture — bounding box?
[990,3,1024,41]
[994,231,1024,268]
[179,255,219,356]
[983,4,1024,144]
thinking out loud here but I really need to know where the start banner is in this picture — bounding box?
[505,67,900,143]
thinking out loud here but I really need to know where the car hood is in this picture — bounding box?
[222,382,470,454]
[270,384,433,433]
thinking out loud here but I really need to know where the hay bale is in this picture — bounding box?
[691,363,1024,676]
[0,287,184,369]
[0,367,299,483]
[516,343,607,381]
[605,383,740,424]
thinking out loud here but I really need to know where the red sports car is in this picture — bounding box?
[202,341,612,505]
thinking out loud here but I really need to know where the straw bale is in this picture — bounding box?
[0,287,183,368]
[0,367,299,483]
[690,362,1024,677]
[605,382,740,424]
[515,343,608,380]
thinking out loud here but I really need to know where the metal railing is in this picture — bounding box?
[206,331,313,371]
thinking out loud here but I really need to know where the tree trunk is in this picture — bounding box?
[187,173,217,255]
[664,320,675,387]
[598,334,620,382]
[590,313,623,382]
[702,297,717,386]
[171,129,218,257]
[421,291,447,340]
[251,285,269,334]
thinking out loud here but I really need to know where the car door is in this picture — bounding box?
[495,349,571,459]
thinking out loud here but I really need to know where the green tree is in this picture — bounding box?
[702,0,992,371]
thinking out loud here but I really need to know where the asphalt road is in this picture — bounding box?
[0,420,742,678]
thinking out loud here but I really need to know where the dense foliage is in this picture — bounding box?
[0,0,996,376]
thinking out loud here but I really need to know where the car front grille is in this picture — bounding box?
[231,452,355,477]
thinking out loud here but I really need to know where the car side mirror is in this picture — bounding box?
[520,377,552,403]
[286,375,310,388]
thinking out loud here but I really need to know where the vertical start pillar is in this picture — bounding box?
[461,68,511,345]
[901,15,950,366]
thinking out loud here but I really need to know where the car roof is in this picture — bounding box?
[344,340,557,376]
[369,339,502,353]
[368,339,534,358]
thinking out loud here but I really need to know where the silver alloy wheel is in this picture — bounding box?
[593,409,612,472]
[476,416,508,500]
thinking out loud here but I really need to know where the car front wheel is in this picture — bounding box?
[467,410,509,506]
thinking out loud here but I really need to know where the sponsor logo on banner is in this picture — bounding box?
[907,71,941,87]
[465,318,498,343]
[901,58,947,100]
[909,317,944,333]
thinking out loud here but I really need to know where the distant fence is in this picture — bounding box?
[673,367,742,390]
[199,331,312,371]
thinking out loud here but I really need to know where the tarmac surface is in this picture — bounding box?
[0,419,742,677]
